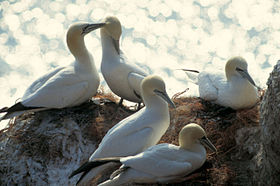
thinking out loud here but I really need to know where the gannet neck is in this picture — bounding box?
[67,33,89,60]
[143,93,168,110]
[100,29,119,58]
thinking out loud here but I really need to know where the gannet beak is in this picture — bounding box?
[154,90,176,108]
[112,38,120,55]
[199,136,217,152]
[82,23,106,35]
[236,67,256,86]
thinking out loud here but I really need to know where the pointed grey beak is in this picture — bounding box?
[236,67,256,86]
[199,136,217,152]
[112,38,120,55]
[154,90,176,108]
[82,23,106,35]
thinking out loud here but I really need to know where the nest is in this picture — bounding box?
[0,88,262,185]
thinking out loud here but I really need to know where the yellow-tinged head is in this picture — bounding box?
[101,16,122,41]
[179,123,216,152]
[66,23,105,56]
[141,75,175,108]
[225,56,256,86]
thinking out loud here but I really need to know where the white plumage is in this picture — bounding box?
[99,16,148,104]
[0,23,104,120]
[183,56,258,110]
[69,75,175,185]
[98,123,216,185]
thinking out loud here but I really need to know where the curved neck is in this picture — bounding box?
[142,93,168,111]
[67,35,89,60]
[179,135,192,149]
[100,30,119,59]
[179,137,202,153]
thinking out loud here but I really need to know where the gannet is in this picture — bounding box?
[69,75,175,185]
[181,56,258,110]
[92,16,148,105]
[0,23,104,120]
[77,123,216,186]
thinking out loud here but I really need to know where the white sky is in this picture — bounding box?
[0,0,280,128]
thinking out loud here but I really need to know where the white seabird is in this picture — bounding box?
[181,56,258,110]
[80,123,216,186]
[0,23,104,120]
[93,16,148,106]
[69,75,175,185]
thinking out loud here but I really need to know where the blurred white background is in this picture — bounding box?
[0,0,279,129]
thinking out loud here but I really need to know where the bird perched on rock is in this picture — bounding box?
[75,123,216,186]
[181,56,258,110]
[0,23,104,120]
[69,75,175,185]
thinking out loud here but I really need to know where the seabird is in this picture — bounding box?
[92,16,148,106]
[76,123,216,186]
[69,75,175,185]
[181,56,258,110]
[0,23,104,120]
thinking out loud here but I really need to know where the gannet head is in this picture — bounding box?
[102,16,122,40]
[101,16,122,54]
[141,75,175,108]
[67,23,105,55]
[225,56,256,86]
[179,123,216,152]
[67,23,105,38]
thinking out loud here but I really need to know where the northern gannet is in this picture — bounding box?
[76,123,216,186]
[181,56,258,110]
[0,23,104,120]
[69,75,175,185]
[92,16,148,106]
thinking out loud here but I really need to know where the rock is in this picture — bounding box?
[0,100,132,185]
[253,60,280,184]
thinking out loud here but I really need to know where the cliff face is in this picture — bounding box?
[253,60,280,184]
[1,62,279,185]
[0,97,131,185]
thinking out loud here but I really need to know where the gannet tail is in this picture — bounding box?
[179,69,200,84]
[69,158,121,185]
[0,102,44,120]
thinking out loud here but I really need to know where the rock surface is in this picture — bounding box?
[253,60,280,185]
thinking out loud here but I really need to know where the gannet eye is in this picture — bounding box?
[81,24,89,35]
[236,67,243,72]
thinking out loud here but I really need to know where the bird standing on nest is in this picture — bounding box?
[0,22,103,120]
[92,16,148,108]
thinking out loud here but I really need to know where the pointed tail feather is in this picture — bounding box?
[178,69,200,84]
[180,69,200,73]
[0,102,45,121]
[0,102,39,113]
[69,158,121,185]
[69,158,121,179]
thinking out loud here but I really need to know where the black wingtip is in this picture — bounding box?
[69,160,109,179]
[0,107,9,113]
[69,161,91,179]
[69,158,122,184]
[0,102,43,113]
